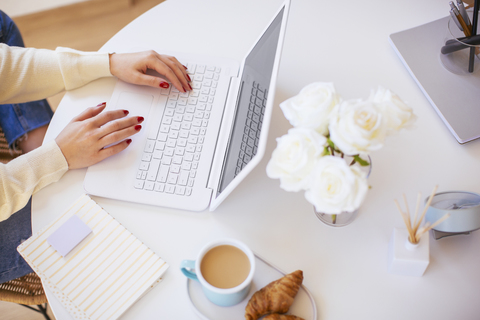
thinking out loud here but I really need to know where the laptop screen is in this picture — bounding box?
[217,7,285,195]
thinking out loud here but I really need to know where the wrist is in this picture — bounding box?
[109,52,116,76]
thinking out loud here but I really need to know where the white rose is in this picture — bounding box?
[329,98,387,155]
[305,156,368,214]
[370,86,416,134]
[266,128,327,192]
[279,82,340,135]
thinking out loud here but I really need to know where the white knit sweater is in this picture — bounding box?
[0,44,112,221]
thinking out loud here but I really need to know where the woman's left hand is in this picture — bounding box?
[55,102,143,169]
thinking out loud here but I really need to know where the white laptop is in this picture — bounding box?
[84,0,290,211]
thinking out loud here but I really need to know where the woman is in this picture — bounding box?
[0,11,191,283]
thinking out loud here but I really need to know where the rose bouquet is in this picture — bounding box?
[267,83,416,215]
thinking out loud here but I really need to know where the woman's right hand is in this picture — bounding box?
[109,51,192,93]
[55,102,143,169]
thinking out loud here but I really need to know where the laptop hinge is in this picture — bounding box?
[206,76,240,195]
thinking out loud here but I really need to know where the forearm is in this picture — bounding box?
[0,140,68,221]
[0,44,111,104]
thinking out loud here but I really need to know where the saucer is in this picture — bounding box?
[186,253,317,320]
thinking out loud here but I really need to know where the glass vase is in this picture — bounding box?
[313,155,371,227]
[314,209,359,227]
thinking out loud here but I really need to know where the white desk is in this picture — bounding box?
[33,0,480,319]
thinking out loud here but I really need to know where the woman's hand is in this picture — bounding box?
[55,102,143,169]
[109,51,192,93]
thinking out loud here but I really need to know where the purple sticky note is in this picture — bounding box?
[47,215,92,257]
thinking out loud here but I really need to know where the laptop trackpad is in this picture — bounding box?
[113,92,153,119]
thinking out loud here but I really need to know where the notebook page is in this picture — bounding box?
[18,194,169,320]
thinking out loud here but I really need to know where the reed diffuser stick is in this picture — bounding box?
[394,185,448,245]
[413,193,421,231]
[403,194,412,231]
[394,199,415,242]
[413,185,438,234]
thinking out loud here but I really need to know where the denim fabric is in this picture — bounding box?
[0,199,34,283]
[0,10,47,283]
[0,10,53,148]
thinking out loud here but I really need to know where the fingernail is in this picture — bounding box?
[186,74,191,82]
[182,86,186,93]
[159,82,170,89]
[183,65,188,69]
[137,116,144,123]
[188,84,192,90]
[126,139,132,145]
[97,102,106,107]
[135,125,142,131]
[124,110,129,115]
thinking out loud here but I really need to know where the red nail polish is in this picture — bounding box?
[188,84,192,90]
[159,82,169,89]
[135,125,142,131]
[182,86,186,93]
[124,110,129,115]
[183,65,188,69]
[97,102,106,107]
[126,139,132,145]
[137,116,144,123]
[186,74,191,82]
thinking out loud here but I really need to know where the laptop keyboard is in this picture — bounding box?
[134,63,221,196]
[235,81,266,176]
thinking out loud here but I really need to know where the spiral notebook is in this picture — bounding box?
[17,195,169,320]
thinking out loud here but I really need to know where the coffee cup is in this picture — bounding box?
[180,238,255,307]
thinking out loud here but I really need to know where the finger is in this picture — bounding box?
[99,124,141,149]
[147,56,187,92]
[171,56,191,81]
[90,109,130,128]
[133,72,172,90]
[158,54,192,91]
[97,139,133,162]
[72,102,106,122]
[98,116,144,139]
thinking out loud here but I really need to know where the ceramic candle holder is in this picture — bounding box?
[387,227,430,277]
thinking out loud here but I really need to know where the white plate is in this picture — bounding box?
[186,253,317,320]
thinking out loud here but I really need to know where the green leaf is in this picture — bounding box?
[353,155,370,166]
[326,137,336,149]
[323,146,331,156]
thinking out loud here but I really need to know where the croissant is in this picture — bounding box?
[245,270,303,320]
[263,314,305,320]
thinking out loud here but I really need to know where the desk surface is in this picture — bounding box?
[33,0,480,319]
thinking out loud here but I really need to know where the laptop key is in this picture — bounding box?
[144,139,155,153]
[165,185,175,194]
[145,181,154,191]
[157,165,169,183]
[154,183,165,192]
[134,180,145,189]
[147,159,160,181]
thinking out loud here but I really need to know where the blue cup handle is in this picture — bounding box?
[180,260,198,282]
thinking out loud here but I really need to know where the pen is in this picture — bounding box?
[456,0,472,30]
[450,9,464,31]
[469,0,479,72]
[450,1,471,36]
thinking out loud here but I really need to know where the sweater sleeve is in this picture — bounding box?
[0,140,69,222]
[0,44,112,104]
